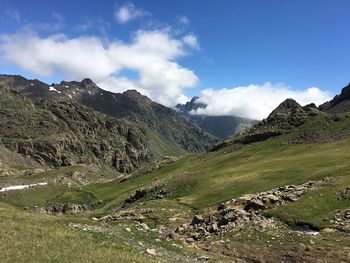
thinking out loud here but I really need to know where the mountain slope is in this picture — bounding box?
[175,96,257,139]
[0,83,150,173]
[0,75,217,157]
[211,98,332,151]
[319,82,350,113]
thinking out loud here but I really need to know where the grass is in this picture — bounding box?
[0,202,156,263]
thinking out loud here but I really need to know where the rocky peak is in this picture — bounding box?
[175,96,207,114]
[268,98,301,118]
[319,83,350,113]
[81,78,96,86]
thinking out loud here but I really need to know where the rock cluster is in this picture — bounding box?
[182,178,335,239]
[122,186,170,207]
[43,203,88,215]
[338,187,350,200]
[331,209,350,232]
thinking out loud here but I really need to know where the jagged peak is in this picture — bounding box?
[81,78,95,85]
[269,98,301,117]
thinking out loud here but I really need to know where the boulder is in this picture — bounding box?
[244,199,265,211]
[191,215,204,226]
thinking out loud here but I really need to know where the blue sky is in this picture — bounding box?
[0,0,349,119]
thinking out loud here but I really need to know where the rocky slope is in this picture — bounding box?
[0,75,216,156]
[175,96,257,139]
[319,82,350,113]
[0,83,150,173]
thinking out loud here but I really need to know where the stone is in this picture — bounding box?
[140,223,150,231]
[198,256,210,261]
[266,194,280,203]
[191,215,204,226]
[125,227,131,232]
[244,199,265,211]
[146,248,157,256]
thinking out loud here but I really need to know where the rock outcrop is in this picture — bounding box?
[319,83,350,113]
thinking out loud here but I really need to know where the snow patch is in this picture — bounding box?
[49,86,61,93]
[30,83,34,86]
[68,94,72,99]
[0,182,47,192]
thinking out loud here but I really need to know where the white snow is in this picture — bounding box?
[65,85,69,88]
[49,86,61,93]
[68,94,72,98]
[88,91,91,94]
[30,83,34,86]
[0,182,47,192]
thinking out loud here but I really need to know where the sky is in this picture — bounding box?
[0,0,349,119]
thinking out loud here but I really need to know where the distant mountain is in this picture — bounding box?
[319,83,350,113]
[0,83,150,173]
[175,97,257,139]
[0,75,217,157]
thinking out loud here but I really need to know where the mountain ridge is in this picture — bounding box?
[0,74,217,157]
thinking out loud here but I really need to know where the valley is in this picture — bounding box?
[1,79,350,262]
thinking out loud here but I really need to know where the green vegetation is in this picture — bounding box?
[0,203,156,263]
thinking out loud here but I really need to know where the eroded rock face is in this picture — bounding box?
[0,84,150,173]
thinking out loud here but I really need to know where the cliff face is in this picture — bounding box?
[319,83,350,113]
[0,84,150,173]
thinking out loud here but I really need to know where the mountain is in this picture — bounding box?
[211,98,338,151]
[0,75,217,157]
[319,82,350,113]
[0,82,150,173]
[175,96,257,139]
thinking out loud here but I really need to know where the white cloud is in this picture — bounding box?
[0,29,198,106]
[192,83,332,120]
[114,2,150,24]
[182,34,199,49]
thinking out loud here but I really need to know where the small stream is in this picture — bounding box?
[289,225,320,236]
[0,182,47,192]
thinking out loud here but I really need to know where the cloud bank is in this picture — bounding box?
[192,83,332,120]
[0,29,198,105]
